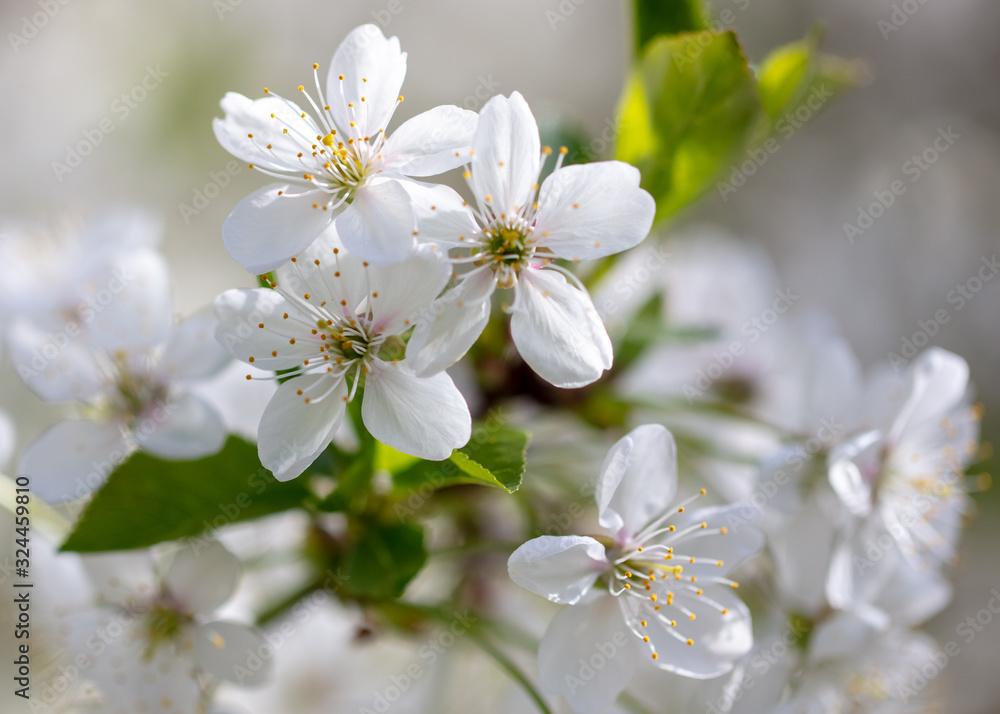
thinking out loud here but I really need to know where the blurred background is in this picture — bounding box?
[1,0,997,710]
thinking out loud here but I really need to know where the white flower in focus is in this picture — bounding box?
[61,543,270,713]
[507,424,763,713]
[213,236,471,481]
[14,253,231,503]
[405,91,655,388]
[213,24,477,272]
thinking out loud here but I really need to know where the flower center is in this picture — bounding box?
[313,133,381,194]
[95,351,168,427]
[481,218,534,288]
[142,600,193,660]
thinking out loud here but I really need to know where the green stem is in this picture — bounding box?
[464,627,555,714]
[255,579,322,627]
[401,603,554,714]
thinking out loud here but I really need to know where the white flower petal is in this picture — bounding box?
[82,248,173,353]
[668,504,766,578]
[507,535,606,605]
[362,362,470,459]
[538,592,641,714]
[367,246,451,334]
[807,608,886,664]
[190,362,277,443]
[406,269,496,377]
[596,424,677,539]
[770,496,839,615]
[382,104,478,176]
[213,92,318,171]
[534,161,654,261]
[471,92,540,212]
[892,347,970,438]
[7,321,105,403]
[214,288,321,370]
[622,586,752,678]
[133,392,227,460]
[827,430,880,517]
[327,24,407,137]
[334,180,416,264]
[20,419,130,503]
[510,268,612,388]
[875,556,952,626]
[167,541,241,615]
[400,180,479,247]
[222,183,333,275]
[258,374,348,481]
[826,516,899,612]
[193,620,272,685]
[159,308,231,382]
[80,551,157,605]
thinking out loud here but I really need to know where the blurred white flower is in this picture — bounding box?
[776,627,942,714]
[405,91,655,389]
[213,24,477,272]
[214,235,470,481]
[60,542,270,714]
[508,424,763,713]
[13,250,231,502]
[825,347,978,614]
[0,208,161,340]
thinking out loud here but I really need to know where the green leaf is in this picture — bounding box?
[757,29,868,128]
[343,522,427,599]
[633,0,711,54]
[616,30,761,224]
[392,425,531,496]
[61,437,311,552]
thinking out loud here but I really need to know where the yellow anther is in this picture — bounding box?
[322,133,336,146]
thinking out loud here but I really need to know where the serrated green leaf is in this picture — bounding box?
[616,30,761,224]
[61,437,310,552]
[343,522,426,598]
[633,0,711,54]
[392,425,531,496]
[460,425,530,491]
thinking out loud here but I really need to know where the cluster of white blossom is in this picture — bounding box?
[0,22,984,714]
